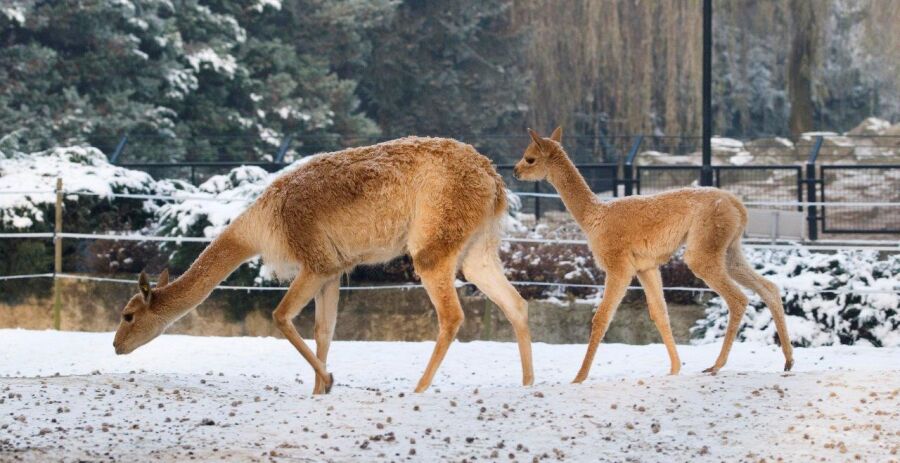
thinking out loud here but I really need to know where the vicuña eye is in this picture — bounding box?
[526,158,536,165]
[123,313,134,323]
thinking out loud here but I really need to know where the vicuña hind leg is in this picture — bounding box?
[461,237,534,386]
[413,253,465,393]
[313,277,340,394]
[685,250,748,374]
[573,270,631,383]
[273,270,334,393]
[637,268,681,375]
[727,242,794,371]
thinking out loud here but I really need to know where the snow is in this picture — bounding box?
[0,146,157,229]
[1,5,25,25]
[157,166,269,237]
[728,150,753,165]
[164,68,199,99]
[694,248,900,348]
[846,117,892,135]
[252,0,282,12]
[710,136,744,151]
[771,137,794,147]
[1,329,898,461]
[186,48,238,78]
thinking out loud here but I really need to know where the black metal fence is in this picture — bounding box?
[109,134,899,238]
[495,163,619,217]
[820,165,900,233]
[637,165,803,211]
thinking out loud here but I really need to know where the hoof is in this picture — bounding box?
[522,376,534,387]
[414,379,430,393]
[312,373,334,395]
[702,366,719,375]
[784,359,794,372]
[324,373,334,394]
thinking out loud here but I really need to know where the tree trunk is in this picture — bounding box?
[787,0,819,138]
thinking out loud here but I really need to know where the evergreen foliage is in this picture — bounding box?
[0,0,386,162]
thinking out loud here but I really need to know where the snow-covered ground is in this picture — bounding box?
[1,330,898,462]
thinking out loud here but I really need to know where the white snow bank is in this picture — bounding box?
[1,330,898,461]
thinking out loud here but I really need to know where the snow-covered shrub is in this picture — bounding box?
[155,166,269,238]
[0,146,158,230]
[692,248,900,347]
[501,242,601,299]
[152,166,272,285]
[0,146,163,277]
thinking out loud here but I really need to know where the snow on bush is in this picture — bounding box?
[692,248,900,347]
[186,48,239,78]
[153,155,327,238]
[0,146,158,229]
[156,166,269,238]
[1,5,25,25]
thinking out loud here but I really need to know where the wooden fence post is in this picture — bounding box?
[52,178,63,330]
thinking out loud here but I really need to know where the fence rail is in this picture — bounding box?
[100,134,900,236]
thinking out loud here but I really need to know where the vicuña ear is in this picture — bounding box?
[527,128,545,151]
[138,271,151,302]
[550,126,562,143]
[157,268,169,289]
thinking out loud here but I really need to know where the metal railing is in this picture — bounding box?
[101,133,900,236]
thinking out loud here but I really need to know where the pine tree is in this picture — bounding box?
[0,0,384,163]
[356,0,530,160]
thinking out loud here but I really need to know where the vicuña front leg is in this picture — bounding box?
[273,271,334,393]
[573,272,631,384]
[637,268,681,375]
[414,256,464,393]
[312,277,340,395]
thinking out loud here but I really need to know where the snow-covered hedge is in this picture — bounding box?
[156,165,271,238]
[692,248,900,347]
[0,146,160,230]
[0,146,172,277]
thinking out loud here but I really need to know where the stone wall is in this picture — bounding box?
[0,279,706,345]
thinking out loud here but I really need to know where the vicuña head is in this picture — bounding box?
[113,269,170,355]
[513,126,563,181]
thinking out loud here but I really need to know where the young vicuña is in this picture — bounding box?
[113,137,534,394]
[513,127,793,382]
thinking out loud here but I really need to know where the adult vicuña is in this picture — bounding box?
[514,127,793,381]
[113,136,534,394]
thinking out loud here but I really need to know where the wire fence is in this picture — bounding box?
[1,188,897,307]
[3,272,894,297]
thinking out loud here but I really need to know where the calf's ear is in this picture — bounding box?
[550,126,562,143]
[157,268,170,289]
[139,271,151,302]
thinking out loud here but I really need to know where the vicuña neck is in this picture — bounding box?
[156,228,256,321]
[546,151,598,226]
